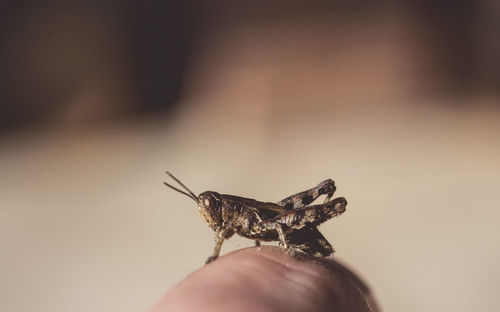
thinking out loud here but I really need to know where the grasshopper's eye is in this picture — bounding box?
[204,197,214,207]
[199,192,220,209]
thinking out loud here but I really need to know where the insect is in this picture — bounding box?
[164,172,347,264]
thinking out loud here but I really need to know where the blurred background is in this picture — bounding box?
[1,1,499,311]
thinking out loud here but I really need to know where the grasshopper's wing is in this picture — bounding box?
[249,201,288,219]
[221,194,286,219]
[286,227,334,257]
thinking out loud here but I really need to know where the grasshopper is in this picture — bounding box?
[164,172,347,264]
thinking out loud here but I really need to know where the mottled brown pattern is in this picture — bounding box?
[164,172,347,264]
[277,179,336,210]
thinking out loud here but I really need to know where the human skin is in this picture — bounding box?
[152,246,379,312]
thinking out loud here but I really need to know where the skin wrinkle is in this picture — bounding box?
[244,249,337,302]
[224,252,335,311]
[281,269,334,310]
[225,252,315,309]
[241,247,322,277]
[239,251,330,308]
[155,247,377,312]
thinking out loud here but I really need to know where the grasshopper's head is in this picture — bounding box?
[163,172,222,230]
[197,191,222,228]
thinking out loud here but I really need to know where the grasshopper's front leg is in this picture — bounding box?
[206,227,234,264]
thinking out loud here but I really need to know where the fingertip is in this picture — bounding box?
[153,246,378,312]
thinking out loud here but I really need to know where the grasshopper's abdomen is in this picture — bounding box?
[220,198,280,241]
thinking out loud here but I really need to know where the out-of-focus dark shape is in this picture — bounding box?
[0,0,197,131]
[125,0,199,113]
[0,0,499,132]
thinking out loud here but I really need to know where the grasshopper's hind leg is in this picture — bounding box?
[277,179,337,210]
[257,197,346,258]
[276,197,347,230]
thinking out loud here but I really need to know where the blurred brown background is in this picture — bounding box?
[1,1,499,311]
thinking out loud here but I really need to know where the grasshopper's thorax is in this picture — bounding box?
[197,191,223,230]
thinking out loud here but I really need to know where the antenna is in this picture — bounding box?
[164,171,199,203]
